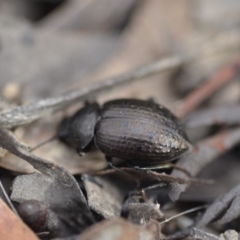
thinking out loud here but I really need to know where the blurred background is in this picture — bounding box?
[1,0,240,109]
[2,2,240,238]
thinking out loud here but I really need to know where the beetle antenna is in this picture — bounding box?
[106,156,141,189]
[159,205,206,225]
[134,163,192,177]
[30,136,57,152]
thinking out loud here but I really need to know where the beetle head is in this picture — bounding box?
[66,102,100,153]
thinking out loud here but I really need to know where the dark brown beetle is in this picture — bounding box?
[57,99,191,169]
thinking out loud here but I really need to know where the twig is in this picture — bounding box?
[184,104,240,128]
[0,56,182,129]
[175,57,240,119]
[0,180,19,216]
[1,31,240,129]
[171,127,240,193]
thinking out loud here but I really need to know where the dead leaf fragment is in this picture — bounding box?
[83,175,123,219]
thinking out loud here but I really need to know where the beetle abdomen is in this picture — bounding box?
[95,99,189,165]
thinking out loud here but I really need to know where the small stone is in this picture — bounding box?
[2,82,21,102]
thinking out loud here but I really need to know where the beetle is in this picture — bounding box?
[56,98,191,170]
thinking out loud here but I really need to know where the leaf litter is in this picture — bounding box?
[2,2,240,240]
[0,127,95,238]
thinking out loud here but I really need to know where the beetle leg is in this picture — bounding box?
[134,163,191,177]
[129,182,169,204]
[105,156,141,189]
[127,187,150,203]
[82,174,103,188]
[76,149,86,157]
[147,97,156,104]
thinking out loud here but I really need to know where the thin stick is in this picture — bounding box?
[0,57,182,129]
[2,31,240,129]
[175,57,240,119]
[160,205,206,225]
[0,180,19,216]
[135,163,192,177]
[30,136,57,152]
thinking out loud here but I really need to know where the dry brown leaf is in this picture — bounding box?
[76,218,161,240]
[0,198,39,240]
[0,147,7,158]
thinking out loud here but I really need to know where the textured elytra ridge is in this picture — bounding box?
[95,99,190,166]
